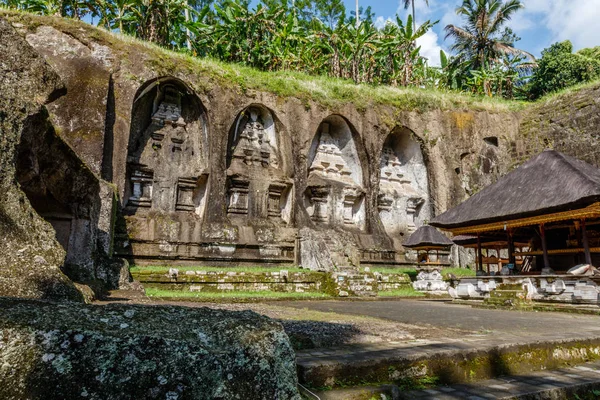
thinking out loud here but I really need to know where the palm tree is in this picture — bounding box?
[402,0,428,31]
[444,0,534,71]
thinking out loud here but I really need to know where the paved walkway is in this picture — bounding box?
[280,299,600,336]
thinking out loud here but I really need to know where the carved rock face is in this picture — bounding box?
[126,82,209,216]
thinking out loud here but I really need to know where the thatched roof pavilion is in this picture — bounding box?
[431,150,600,233]
[404,225,453,250]
[431,150,600,274]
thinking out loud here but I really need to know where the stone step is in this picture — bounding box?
[296,336,600,389]
[308,360,600,399]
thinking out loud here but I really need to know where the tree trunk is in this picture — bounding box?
[411,0,416,31]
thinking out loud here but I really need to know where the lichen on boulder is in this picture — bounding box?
[0,298,301,399]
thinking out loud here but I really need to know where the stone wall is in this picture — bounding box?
[131,268,413,297]
[519,83,600,168]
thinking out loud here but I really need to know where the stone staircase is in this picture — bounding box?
[485,283,530,307]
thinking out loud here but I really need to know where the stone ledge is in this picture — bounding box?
[297,337,600,389]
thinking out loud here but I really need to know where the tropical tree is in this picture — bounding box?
[444,0,534,71]
[402,0,428,31]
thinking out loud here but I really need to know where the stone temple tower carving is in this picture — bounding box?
[377,127,430,245]
[226,105,292,223]
[122,79,209,249]
[306,116,366,230]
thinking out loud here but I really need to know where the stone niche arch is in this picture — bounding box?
[378,126,431,239]
[305,115,366,231]
[225,104,293,224]
[125,77,209,218]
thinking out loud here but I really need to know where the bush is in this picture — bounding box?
[529,41,600,99]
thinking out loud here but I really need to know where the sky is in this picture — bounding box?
[340,0,600,66]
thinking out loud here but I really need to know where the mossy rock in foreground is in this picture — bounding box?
[0,298,301,400]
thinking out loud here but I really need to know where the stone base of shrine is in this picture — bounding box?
[450,275,600,305]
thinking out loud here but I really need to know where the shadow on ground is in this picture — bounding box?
[277,319,362,350]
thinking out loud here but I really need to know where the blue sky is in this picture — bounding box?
[339,0,600,66]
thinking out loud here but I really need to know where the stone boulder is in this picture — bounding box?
[0,298,301,400]
[0,17,83,301]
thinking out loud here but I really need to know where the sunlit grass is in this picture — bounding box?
[533,79,600,104]
[366,267,475,280]
[377,287,425,297]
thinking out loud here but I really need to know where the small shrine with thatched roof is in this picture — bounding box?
[403,225,454,265]
[403,225,453,292]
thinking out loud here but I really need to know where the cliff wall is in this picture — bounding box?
[6,11,599,286]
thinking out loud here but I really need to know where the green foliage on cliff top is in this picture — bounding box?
[530,78,600,105]
[1,10,525,113]
[528,41,600,100]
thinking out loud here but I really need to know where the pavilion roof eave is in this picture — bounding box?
[439,202,600,236]
[404,245,451,251]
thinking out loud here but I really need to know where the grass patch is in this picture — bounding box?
[1,10,526,113]
[367,267,419,279]
[130,265,307,274]
[145,287,331,300]
[378,287,425,297]
[442,267,476,278]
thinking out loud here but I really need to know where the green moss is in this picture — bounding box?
[378,287,425,297]
[367,267,475,281]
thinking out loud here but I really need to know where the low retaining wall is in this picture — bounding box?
[131,268,412,297]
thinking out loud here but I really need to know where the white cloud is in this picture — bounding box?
[531,0,600,50]
[416,28,445,67]
[374,16,394,30]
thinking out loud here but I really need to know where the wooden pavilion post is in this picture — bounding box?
[507,229,516,265]
[582,218,593,265]
[477,233,483,272]
[540,224,550,270]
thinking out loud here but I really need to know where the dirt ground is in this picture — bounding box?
[97,292,470,350]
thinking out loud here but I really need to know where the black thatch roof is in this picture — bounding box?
[431,150,600,229]
[403,225,454,248]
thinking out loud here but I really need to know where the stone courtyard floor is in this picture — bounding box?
[101,294,600,399]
